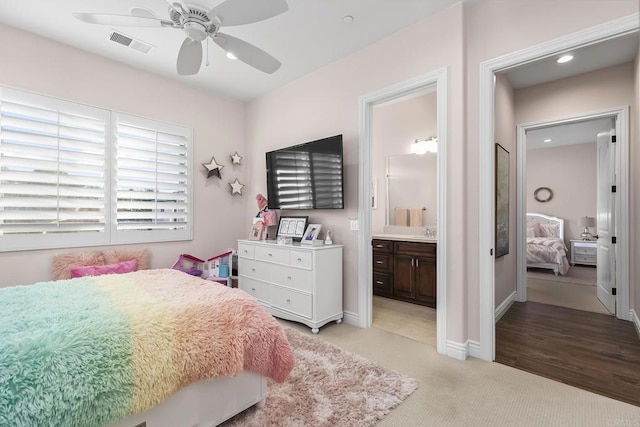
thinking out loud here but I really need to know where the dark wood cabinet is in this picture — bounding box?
[372,238,436,308]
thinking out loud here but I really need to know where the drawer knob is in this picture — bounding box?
[251,287,256,291]
[286,299,291,303]
[376,281,383,285]
[297,258,302,262]
[376,261,383,264]
[375,244,383,248]
[268,253,273,257]
[251,268,256,272]
[287,276,292,280]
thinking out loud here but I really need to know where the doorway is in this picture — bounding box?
[516,112,626,316]
[478,15,637,361]
[357,68,448,355]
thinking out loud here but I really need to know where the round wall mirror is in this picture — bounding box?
[533,187,553,203]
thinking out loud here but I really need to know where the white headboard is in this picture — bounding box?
[527,212,564,239]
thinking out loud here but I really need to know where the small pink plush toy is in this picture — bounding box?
[256,193,268,214]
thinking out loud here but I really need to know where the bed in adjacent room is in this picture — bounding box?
[0,268,296,427]
[526,213,570,276]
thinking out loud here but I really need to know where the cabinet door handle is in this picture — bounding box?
[376,280,383,285]
[416,259,420,267]
[375,244,383,248]
[411,258,414,267]
[376,260,383,264]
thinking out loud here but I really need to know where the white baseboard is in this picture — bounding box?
[631,309,640,339]
[468,340,482,359]
[446,340,481,360]
[495,291,517,322]
[342,310,359,327]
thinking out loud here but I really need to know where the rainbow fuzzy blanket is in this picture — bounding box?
[0,269,295,427]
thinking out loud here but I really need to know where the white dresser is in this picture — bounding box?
[237,240,343,334]
[570,239,597,266]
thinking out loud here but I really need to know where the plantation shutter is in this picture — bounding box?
[113,113,191,242]
[0,88,108,248]
[273,150,313,209]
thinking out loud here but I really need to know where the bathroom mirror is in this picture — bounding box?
[385,154,437,228]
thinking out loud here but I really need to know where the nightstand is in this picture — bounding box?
[570,240,597,266]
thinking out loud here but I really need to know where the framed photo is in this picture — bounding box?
[248,221,264,241]
[276,216,308,241]
[301,224,322,245]
[495,143,509,258]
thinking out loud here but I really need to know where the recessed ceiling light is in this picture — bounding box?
[544,138,552,143]
[557,54,573,64]
[343,15,354,24]
[226,52,237,60]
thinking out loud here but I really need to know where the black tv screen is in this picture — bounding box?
[266,135,344,210]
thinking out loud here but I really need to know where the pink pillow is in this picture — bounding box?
[539,223,559,238]
[528,222,542,237]
[71,259,138,278]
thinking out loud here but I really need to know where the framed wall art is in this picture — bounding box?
[495,143,509,258]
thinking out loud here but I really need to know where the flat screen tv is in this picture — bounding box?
[266,134,344,210]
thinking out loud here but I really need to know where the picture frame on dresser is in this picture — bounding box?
[301,224,322,244]
[276,216,308,242]
[248,221,264,241]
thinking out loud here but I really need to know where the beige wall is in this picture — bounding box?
[527,143,597,245]
[371,92,438,234]
[494,74,517,306]
[0,24,248,287]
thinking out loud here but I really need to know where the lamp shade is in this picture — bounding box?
[579,216,595,227]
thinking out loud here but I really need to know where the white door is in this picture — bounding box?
[596,128,615,314]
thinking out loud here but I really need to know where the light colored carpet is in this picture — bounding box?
[527,265,596,285]
[222,326,418,426]
[372,296,436,346]
[527,266,609,314]
[272,320,640,426]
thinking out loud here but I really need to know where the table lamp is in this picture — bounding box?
[579,216,595,240]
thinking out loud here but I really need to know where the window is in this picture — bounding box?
[0,87,192,252]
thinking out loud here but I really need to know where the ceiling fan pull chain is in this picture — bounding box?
[206,37,210,67]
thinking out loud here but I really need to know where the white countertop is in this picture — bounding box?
[372,234,437,243]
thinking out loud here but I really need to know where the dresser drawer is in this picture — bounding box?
[372,239,393,253]
[239,277,270,303]
[270,286,312,318]
[575,254,596,263]
[574,246,596,255]
[239,258,270,281]
[271,264,312,293]
[289,250,313,269]
[237,242,255,259]
[255,245,289,265]
[395,241,436,257]
[373,253,393,272]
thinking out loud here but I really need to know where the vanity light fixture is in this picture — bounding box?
[557,54,573,64]
[411,137,438,155]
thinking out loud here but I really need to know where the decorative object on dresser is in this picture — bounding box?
[237,239,343,334]
[301,223,322,245]
[248,221,265,241]
[579,216,595,240]
[276,216,308,242]
[570,240,597,266]
[372,239,437,308]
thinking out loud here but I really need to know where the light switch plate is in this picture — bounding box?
[349,219,359,231]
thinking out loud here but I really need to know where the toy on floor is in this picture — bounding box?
[172,254,205,276]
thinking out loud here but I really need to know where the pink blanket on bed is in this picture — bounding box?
[526,237,570,275]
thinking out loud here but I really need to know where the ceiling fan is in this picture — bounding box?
[73,0,288,75]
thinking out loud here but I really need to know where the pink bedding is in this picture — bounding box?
[526,237,570,275]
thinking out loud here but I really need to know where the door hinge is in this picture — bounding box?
[612,185,616,193]
[611,135,617,143]
[612,287,617,296]
[612,236,617,244]
[490,248,493,256]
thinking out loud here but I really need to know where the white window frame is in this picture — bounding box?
[0,86,193,252]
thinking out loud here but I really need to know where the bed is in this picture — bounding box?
[0,268,296,427]
[526,213,570,276]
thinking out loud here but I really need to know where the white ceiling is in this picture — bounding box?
[0,0,462,101]
[526,118,612,150]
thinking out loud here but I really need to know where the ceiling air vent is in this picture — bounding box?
[108,31,154,54]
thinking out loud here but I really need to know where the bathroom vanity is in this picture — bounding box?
[372,234,437,308]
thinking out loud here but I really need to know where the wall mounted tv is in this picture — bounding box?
[266,134,344,210]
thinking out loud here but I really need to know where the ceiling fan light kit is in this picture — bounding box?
[73,0,288,76]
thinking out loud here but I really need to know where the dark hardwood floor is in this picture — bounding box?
[496,301,640,407]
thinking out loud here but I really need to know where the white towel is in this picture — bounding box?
[409,208,424,227]
[395,208,408,226]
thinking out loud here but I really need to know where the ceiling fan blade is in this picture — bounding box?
[130,8,157,19]
[207,0,288,26]
[213,32,281,74]
[73,13,168,27]
[177,38,203,76]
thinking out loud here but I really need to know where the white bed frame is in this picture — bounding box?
[526,212,565,276]
[110,372,266,427]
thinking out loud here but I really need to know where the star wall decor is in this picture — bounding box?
[202,155,224,179]
[229,178,245,195]
[230,152,243,165]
